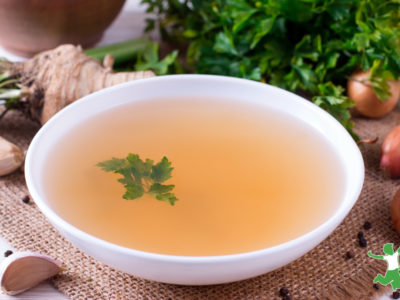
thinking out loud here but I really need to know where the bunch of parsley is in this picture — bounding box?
[141,0,400,137]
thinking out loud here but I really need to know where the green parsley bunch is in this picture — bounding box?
[142,0,400,137]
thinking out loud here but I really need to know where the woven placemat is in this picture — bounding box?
[1,108,400,299]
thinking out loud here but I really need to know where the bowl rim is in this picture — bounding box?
[25,74,364,264]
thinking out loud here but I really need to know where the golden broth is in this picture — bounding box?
[44,97,345,256]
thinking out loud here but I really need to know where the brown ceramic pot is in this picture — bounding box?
[0,0,126,57]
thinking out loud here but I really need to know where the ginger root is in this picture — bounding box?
[9,44,154,124]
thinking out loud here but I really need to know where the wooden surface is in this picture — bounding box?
[0,1,394,299]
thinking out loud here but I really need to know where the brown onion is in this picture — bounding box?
[381,125,400,178]
[347,70,400,118]
[392,188,400,235]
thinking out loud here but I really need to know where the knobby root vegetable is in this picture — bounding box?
[392,188,400,235]
[0,251,63,295]
[347,70,400,118]
[381,125,400,178]
[0,136,24,176]
[2,44,154,125]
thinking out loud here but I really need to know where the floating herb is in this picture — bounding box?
[97,154,178,205]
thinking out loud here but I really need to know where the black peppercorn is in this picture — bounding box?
[393,291,400,299]
[22,195,30,204]
[279,287,289,297]
[4,250,13,257]
[373,283,379,290]
[359,237,367,248]
[346,250,355,259]
[363,221,372,230]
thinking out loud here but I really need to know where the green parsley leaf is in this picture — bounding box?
[141,0,400,140]
[97,154,178,205]
[134,42,179,75]
[123,184,144,200]
[149,183,178,205]
[151,156,173,183]
[95,157,126,172]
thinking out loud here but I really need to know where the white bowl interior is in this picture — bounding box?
[25,75,364,285]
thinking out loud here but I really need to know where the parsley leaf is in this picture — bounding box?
[151,156,173,183]
[134,42,180,75]
[141,0,400,140]
[97,154,178,205]
[149,183,178,205]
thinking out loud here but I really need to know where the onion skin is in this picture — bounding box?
[392,188,400,235]
[381,125,400,178]
[347,70,400,118]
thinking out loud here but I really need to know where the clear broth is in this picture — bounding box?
[44,97,345,256]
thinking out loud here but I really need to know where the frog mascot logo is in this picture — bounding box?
[368,243,400,290]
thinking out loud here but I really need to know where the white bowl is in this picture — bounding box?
[25,75,364,285]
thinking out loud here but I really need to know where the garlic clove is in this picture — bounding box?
[0,251,63,295]
[0,136,24,176]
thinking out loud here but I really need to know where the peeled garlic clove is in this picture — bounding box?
[0,251,63,295]
[0,136,24,176]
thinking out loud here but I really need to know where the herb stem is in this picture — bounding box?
[85,38,153,66]
[0,79,19,89]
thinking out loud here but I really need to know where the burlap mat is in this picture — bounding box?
[1,108,400,300]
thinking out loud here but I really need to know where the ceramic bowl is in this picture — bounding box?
[25,75,364,285]
[0,0,125,57]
